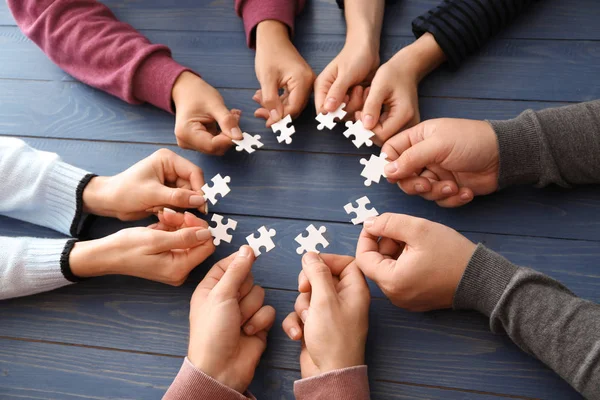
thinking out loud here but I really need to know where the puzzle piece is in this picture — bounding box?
[232,132,264,154]
[343,120,374,148]
[316,103,347,130]
[202,174,231,205]
[271,115,296,144]
[208,214,238,246]
[344,196,379,225]
[359,152,389,186]
[246,226,277,257]
[295,224,329,255]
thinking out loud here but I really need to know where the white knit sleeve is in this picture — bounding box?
[0,138,91,236]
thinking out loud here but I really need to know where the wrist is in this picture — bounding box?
[188,357,246,394]
[82,176,118,218]
[171,71,201,109]
[256,19,291,48]
[392,33,446,82]
[69,239,111,278]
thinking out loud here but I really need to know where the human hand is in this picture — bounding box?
[188,246,276,393]
[69,211,214,285]
[282,253,370,378]
[355,213,476,311]
[253,20,315,127]
[83,148,209,220]
[382,118,500,207]
[172,71,243,155]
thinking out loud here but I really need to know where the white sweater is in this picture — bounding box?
[0,138,90,300]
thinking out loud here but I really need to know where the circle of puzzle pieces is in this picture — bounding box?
[316,103,347,130]
[295,224,329,255]
[343,120,374,149]
[232,132,264,154]
[208,214,238,246]
[271,115,296,144]
[246,226,277,257]
[202,174,232,205]
[344,196,379,225]
[359,152,389,186]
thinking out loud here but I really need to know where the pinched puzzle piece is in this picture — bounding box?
[202,174,231,205]
[272,115,296,144]
[316,103,347,130]
[344,196,379,225]
[359,152,389,186]
[246,226,277,257]
[343,120,374,149]
[295,224,329,255]
[232,132,264,154]
[209,214,238,246]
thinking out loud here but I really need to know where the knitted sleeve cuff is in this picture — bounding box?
[60,239,87,283]
[294,366,370,400]
[453,244,519,316]
[236,0,298,48]
[412,11,465,70]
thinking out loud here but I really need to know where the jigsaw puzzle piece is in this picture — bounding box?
[344,196,379,225]
[246,226,277,257]
[316,103,347,130]
[359,152,389,186]
[272,115,296,144]
[209,214,238,246]
[202,174,232,205]
[295,224,329,255]
[232,132,264,154]
[343,120,374,148]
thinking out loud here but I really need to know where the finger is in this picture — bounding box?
[151,227,212,252]
[282,312,303,340]
[177,129,233,156]
[301,252,336,305]
[435,187,474,208]
[252,89,262,104]
[259,78,284,124]
[185,238,217,268]
[419,180,460,201]
[294,292,311,322]
[284,82,312,120]
[196,252,238,291]
[298,255,354,294]
[361,84,387,130]
[160,149,206,193]
[238,271,255,300]
[211,105,243,140]
[314,67,335,113]
[213,245,255,299]
[183,212,208,228]
[324,76,353,112]
[384,138,445,180]
[243,305,276,335]
[344,86,365,117]
[298,270,310,293]
[373,104,416,143]
[396,176,433,195]
[378,237,404,259]
[240,285,265,325]
[254,107,271,122]
[156,186,207,211]
[159,208,185,227]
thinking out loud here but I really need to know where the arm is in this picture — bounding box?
[412,0,537,69]
[454,245,600,398]
[490,100,600,188]
[7,0,189,113]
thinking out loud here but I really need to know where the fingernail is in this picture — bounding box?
[231,127,243,140]
[384,162,398,175]
[270,109,280,121]
[363,216,376,228]
[300,310,308,323]
[363,114,374,126]
[461,192,472,201]
[196,229,212,242]
[326,97,336,109]
[244,324,255,335]
[415,184,426,193]
[164,207,176,214]
[442,186,454,195]
[304,252,321,264]
[189,195,205,206]
[203,203,209,215]
[238,246,251,258]
[290,327,299,340]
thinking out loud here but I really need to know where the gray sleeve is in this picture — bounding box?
[454,245,600,398]
[489,100,600,189]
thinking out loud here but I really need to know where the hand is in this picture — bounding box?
[382,118,500,208]
[83,148,208,220]
[172,71,243,155]
[188,246,276,393]
[282,253,370,378]
[253,20,315,127]
[69,211,214,285]
[358,33,447,145]
[355,213,477,311]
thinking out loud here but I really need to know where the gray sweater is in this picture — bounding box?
[453,100,600,399]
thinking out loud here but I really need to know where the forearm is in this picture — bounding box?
[294,366,370,399]
[455,245,600,398]
[387,33,447,83]
[490,100,600,188]
[343,0,385,50]
[7,0,189,113]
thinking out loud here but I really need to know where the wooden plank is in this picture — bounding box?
[7,137,600,241]
[1,0,598,40]
[0,79,569,155]
[1,27,600,102]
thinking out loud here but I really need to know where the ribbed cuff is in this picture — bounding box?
[237,0,297,48]
[163,358,254,400]
[294,366,370,400]
[453,244,519,316]
[412,15,462,70]
[489,110,542,189]
[70,173,96,237]
[44,161,90,236]
[24,239,74,294]
[132,52,191,114]
[60,239,86,283]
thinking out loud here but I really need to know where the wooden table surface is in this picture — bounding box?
[1,1,599,398]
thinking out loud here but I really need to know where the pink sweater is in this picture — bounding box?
[163,358,370,400]
[7,0,305,114]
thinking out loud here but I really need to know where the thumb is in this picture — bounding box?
[213,245,255,299]
[157,187,206,210]
[151,227,212,252]
[259,78,284,124]
[385,136,445,180]
[324,76,353,112]
[211,104,243,140]
[361,84,388,130]
[301,252,336,305]
[363,213,427,243]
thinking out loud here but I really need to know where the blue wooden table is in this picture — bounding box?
[1,1,599,398]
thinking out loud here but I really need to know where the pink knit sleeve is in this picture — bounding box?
[7,0,191,114]
[235,0,306,48]
[163,358,257,400]
[294,366,370,399]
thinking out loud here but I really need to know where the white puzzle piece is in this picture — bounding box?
[343,120,374,148]
[295,224,329,255]
[344,196,379,225]
[316,103,347,130]
[202,174,231,205]
[209,214,238,246]
[232,132,264,154]
[359,152,389,186]
[246,226,277,257]
[271,115,296,144]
